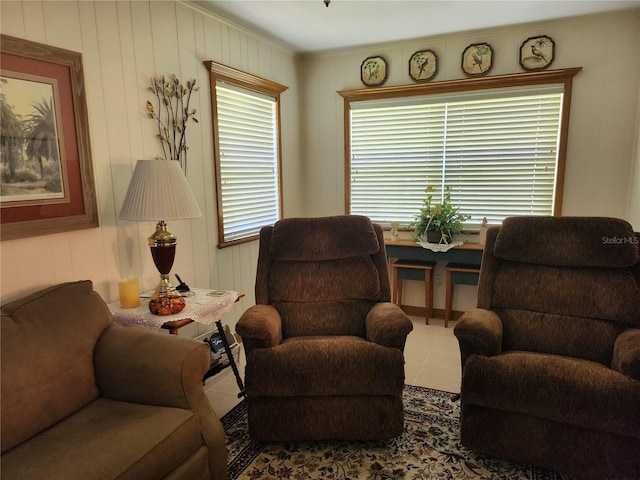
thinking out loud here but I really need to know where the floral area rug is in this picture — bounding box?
[222,385,573,480]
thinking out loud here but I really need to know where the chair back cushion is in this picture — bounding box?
[478,217,640,365]
[269,215,380,261]
[1,280,112,452]
[493,216,639,267]
[256,216,390,338]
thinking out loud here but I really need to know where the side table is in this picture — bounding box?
[107,289,246,397]
[108,288,241,331]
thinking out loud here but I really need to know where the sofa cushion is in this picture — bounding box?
[245,336,405,397]
[1,280,112,452]
[462,352,640,438]
[1,398,204,480]
[493,216,639,268]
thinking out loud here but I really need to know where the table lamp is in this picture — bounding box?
[119,159,202,315]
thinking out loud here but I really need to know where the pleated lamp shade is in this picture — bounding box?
[119,159,202,221]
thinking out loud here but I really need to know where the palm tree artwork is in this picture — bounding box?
[0,76,63,201]
[24,98,60,178]
[0,81,23,182]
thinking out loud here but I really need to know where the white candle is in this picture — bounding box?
[118,278,140,308]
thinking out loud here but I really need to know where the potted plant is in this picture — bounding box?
[411,186,470,244]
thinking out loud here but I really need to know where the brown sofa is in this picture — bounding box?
[236,215,413,441]
[454,217,640,480]
[1,280,227,480]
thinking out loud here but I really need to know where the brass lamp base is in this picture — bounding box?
[149,274,186,315]
[147,221,185,315]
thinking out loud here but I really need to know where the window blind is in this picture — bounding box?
[216,82,280,243]
[349,85,564,228]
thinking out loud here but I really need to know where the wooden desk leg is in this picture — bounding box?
[424,269,432,324]
[390,259,400,304]
[391,266,396,303]
[391,266,400,305]
[445,270,453,328]
[428,269,434,321]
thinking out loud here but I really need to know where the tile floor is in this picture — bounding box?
[203,316,461,417]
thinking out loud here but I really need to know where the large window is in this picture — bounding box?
[340,68,580,229]
[205,61,288,247]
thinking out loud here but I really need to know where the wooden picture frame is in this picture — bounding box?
[409,50,438,82]
[360,56,388,87]
[520,35,555,71]
[0,35,98,241]
[461,43,493,76]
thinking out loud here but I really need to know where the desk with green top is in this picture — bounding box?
[384,238,484,322]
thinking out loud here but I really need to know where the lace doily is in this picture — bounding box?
[416,241,463,252]
[109,288,240,331]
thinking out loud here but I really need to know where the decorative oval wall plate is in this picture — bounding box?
[461,43,493,76]
[361,55,388,87]
[409,50,438,82]
[520,35,555,70]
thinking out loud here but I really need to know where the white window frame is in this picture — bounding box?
[205,61,287,247]
[339,68,581,229]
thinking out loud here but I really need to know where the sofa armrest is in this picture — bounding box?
[94,325,227,480]
[453,308,503,368]
[612,328,640,381]
[94,325,207,407]
[236,304,283,356]
[365,302,414,350]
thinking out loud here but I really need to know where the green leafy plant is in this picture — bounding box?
[146,75,198,174]
[411,186,470,243]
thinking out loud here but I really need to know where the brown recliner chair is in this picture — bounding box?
[454,216,640,480]
[236,215,413,441]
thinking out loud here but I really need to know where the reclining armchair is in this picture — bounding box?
[236,215,413,441]
[454,216,640,480]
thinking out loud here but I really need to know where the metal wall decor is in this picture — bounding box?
[360,56,388,87]
[461,43,493,76]
[409,50,438,82]
[520,35,555,71]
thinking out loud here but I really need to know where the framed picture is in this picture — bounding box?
[409,50,438,82]
[461,43,493,76]
[360,56,388,87]
[520,35,555,71]
[0,35,98,241]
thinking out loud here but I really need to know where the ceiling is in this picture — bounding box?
[191,0,640,53]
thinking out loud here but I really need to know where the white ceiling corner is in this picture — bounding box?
[190,0,640,54]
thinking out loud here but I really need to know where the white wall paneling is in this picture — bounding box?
[0,1,302,333]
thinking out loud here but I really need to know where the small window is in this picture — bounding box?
[205,61,288,247]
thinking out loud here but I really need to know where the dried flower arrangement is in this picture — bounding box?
[146,75,199,173]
